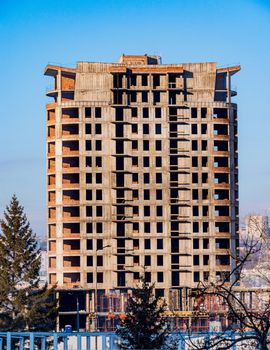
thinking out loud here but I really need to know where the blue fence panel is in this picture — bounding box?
[0,330,262,349]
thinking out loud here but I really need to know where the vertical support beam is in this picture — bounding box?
[6,333,11,350]
[57,70,61,104]
[86,336,91,350]
[19,337,24,350]
[90,291,95,312]
[109,335,114,350]
[63,336,68,350]
[30,333,34,350]
[95,274,98,331]
[102,335,106,350]
[77,334,82,350]
[86,290,90,331]
[41,336,46,350]
[0,338,3,350]
[227,70,231,104]
[53,333,58,350]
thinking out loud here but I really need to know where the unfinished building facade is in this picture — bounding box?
[45,55,240,330]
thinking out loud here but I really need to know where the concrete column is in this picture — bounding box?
[86,290,90,331]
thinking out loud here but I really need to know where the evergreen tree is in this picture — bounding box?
[0,195,58,331]
[116,276,168,349]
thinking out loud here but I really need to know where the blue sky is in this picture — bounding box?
[0,0,270,235]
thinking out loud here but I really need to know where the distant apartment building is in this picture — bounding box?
[40,250,48,286]
[45,55,240,330]
[240,215,270,286]
[38,239,48,286]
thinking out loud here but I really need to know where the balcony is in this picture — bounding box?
[213,199,230,205]
[47,109,56,124]
[215,88,237,98]
[62,156,79,168]
[61,107,79,123]
[46,87,58,99]
[214,182,230,189]
[48,224,56,238]
[62,124,79,138]
[48,182,56,190]
[213,165,230,173]
[63,266,81,272]
[48,240,56,253]
[47,167,55,174]
[47,142,55,156]
[62,182,80,189]
[62,198,80,205]
[47,126,55,140]
[63,239,80,254]
[61,73,75,91]
[62,216,80,222]
[213,134,230,141]
[213,150,229,157]
[61,91,75,102]
[47,151,55,158]
[62,140,79,155]
[63,273,80,285]
[63,222,80,236]
[63,256,80,268]
[62,148,79,156]
[63,190,80,205]
[63,206,80,220]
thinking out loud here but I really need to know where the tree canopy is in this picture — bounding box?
[116,276,168,349]
[0,195,57,331]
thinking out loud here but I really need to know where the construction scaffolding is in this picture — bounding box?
[57,286,269,332]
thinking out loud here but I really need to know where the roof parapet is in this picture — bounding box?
[118,54,161,65]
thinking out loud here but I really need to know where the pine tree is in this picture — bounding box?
[116,276,168,349]
[0,195,58,331]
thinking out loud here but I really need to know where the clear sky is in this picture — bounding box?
[0,0,270,236]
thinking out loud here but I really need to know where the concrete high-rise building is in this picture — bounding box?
[45,55,240,330]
